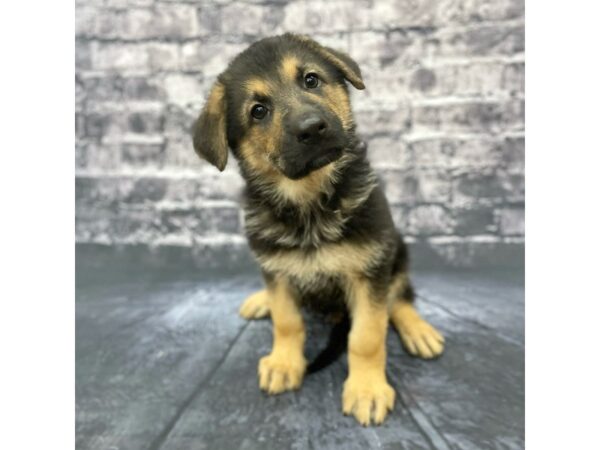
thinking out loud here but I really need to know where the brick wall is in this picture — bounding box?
[75,0,524,267]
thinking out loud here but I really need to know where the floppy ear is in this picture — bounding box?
[192,81,228,171]
[294,34,365,90]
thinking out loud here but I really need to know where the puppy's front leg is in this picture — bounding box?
[343,277,395,426]
[258,276,306,394]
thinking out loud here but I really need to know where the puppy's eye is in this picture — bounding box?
[250,104,268,120]
[304,73,319,89]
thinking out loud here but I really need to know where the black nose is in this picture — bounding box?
[294,115,327,144]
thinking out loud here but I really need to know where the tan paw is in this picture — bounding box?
[399,318,445,359]
[342,376,395,426]
[258,353,306,394]
[239,290,270,320]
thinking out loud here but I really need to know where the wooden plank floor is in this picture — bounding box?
[76,246,524,450]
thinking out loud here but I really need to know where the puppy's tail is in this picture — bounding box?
[306,314,350,374]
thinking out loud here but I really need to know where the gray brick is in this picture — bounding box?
[197,5,222,35]
[164,136,202,169]
[76,76,85,111]
[357,74,412,108]
[436,24,525,57]
[161,205,241,236]
[124,5,199,40]
[411,139,454,169]
[409,68,437,93]
[221,3,286,36]
[106,0,154,6]
[75,7,98,39]
[76,0,103,6]
[282,1,370,33]
[368,136,412,169]
[76,113,86,140]
[147,43,181,71]
[122,142,166,168]
[78,5,199,40]
[76,208,116,244]
[497,206,524,235]
[450,138,505,169]
[498,171,525,203]
[355,107,412,136]
[91,42,150,71]
[452,170,505,207]
[413,99,524,134]
[408,205,454,236]
[181,41,246,75]
[436,0,524,24]
[76,141,121,171]
[110,207,161,243]
[129,110,165,134]
[75,142,87,170]
[349,30,427,74]
[79,76,122,101]
[76,177,121,211]
[164,105,196,137]
[423,236,523,268]
[380,168,451,205]
[82,108,165,141]
[164,74,205,107]
[414,168,452,203]
[453,206,497,235]
[409,135,520,175]
[162,178,200,204]
[80,75,166,102]
[76,39,91,71]
[84,112,109,139]
[378,170,418,205]
[501,136,525,174]
[368,0,437,29]
[196,167,245,201]
[122,177,169,204]
[390,205,410,233]
[502,62,525,96]
[409,62,518,98]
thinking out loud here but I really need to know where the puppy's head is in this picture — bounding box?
[193,34,364,181]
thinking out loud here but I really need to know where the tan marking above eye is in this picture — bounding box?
[244,78,272,97]
[280,55,300,82]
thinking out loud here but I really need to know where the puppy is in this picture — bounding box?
[192,33,444,426]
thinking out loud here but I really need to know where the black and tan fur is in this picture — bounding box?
[192,34,444,426]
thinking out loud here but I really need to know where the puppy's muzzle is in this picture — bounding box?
[279,108,348,179]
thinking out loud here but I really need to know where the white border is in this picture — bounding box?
[0,2,74,448]
[527,1,600,448]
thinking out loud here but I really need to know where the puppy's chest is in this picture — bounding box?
[244,200,346,249]
[292,273,347,316]
[249,211,383,279]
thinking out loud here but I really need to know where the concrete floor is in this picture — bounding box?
[76,245,524,450]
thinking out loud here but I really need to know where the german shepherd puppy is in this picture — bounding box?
[192,33,444,426]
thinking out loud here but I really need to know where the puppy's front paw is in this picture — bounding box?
[239,290,270,320]
[399,318,445,359]
[258,353,306,394]
[342,376,395,426]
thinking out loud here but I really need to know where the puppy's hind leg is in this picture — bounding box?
[239,289,270,320]
[389,273,445,359]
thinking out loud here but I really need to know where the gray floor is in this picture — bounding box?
[76,245,524,450]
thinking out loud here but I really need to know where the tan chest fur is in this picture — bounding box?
[256,241,383,280]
